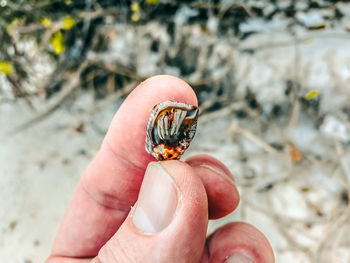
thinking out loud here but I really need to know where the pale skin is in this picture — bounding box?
[46,75,275,263]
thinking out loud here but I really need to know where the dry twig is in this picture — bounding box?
[9,61,89,134]
[230,122,279,155]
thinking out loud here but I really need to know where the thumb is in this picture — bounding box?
[93,161,208,263]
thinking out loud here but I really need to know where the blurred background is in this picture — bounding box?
[1,0,350,262]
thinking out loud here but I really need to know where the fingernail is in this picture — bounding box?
[132,162,178,234]
[225,253,255,263]
[200,163,234,182]
[187,158,234,183]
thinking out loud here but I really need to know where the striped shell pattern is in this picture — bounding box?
[145,101,198,160]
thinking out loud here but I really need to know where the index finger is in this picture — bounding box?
[50,75,198,257]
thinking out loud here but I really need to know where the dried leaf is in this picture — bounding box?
[290,143,302,163]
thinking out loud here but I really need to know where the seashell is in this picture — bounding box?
[145,101,198,160]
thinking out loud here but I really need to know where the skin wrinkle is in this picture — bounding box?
[80,179,130,212]
[104,138,145,173]
[82,139,146,211]
[101,237,131,263]
[109,122,154,170]
[91,257,103,263]
[48,255,93,262]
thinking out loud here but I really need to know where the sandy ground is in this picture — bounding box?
[1,23,350,263]
[0,94,114,262]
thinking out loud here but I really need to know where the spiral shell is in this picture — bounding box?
[145,101,198,160]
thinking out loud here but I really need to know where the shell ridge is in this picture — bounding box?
[145,101,198,160]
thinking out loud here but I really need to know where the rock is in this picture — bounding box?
[321,115,350,143]
[207,17,219,33]
[296,11,324,28]
[174,5,198,26]
[239,15,289,33]
[336,3,350,16]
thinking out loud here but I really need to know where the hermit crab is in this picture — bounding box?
[145,101,199,160]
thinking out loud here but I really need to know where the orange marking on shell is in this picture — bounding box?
[153,144,182,160]
[168,111,174,122]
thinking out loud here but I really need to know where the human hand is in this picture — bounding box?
[46,75,274,263]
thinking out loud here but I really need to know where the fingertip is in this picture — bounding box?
[159,160,208,227]
[143,75,197,102]
[106,74,198,167]
[102,160,208,262]
[129,74,198,107]
[207,222,275,263]
[186,154,240,219]
[128,160,208,238]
